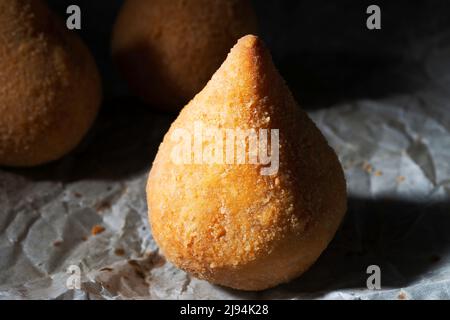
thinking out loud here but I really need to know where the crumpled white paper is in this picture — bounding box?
[1,32,450,300]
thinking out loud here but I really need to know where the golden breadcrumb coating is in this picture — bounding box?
[147,35,347,291]
[0,0,101,167]
[112,0,257,111]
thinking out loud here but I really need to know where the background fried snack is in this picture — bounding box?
[112,0,257,112]
[147,35,347,291]
[0,0,101,167]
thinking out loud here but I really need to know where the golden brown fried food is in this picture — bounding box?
[147,35,347,291]
[0,0,101,167]
[112,0,257,112]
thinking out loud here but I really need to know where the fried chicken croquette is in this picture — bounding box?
[0,0,101,167]
[146,35,347,291]
[112,0,257,112]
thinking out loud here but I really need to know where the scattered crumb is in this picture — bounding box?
[53,240,63,247]
[95,200,111,213]
[91,225,105,236]
[398,292,407,300]
[374,170,383,177]
[100,267,113,272]
[396,176,406,183]
[362,162,383,177]
[430,255,441,263]
[362,161,373,174]
[115,248,125,256]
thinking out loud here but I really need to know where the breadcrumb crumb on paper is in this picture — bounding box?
[91,225,106,236]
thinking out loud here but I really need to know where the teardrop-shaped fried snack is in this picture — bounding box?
[112,0,257,111]
[0,0,102,167]
[147,35,347,291]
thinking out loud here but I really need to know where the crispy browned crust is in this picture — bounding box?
[0,0,101,167]
[111,0,257,111]
[147,35,347,291]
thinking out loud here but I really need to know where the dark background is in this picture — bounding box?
[47,0,450,110]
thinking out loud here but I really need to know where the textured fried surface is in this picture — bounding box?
[147,35,347,291]
[0,0,101,167]
[112,0,257,111]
